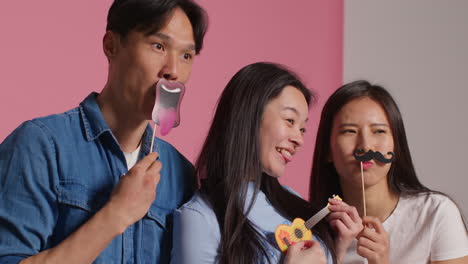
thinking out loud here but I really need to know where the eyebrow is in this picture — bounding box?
[339,123,389,128]
[282,106,309,122]
[151,32,196,52]
[371,123,389,127]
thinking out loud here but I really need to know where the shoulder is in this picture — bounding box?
[422,193,465,223]
[382,193,467,262]
[177,192,216,219]
[154,137,179,153]
[4,107,82,147]
[395,192,465,229]
[172,192,221,263]
[155,137,193,168]
[1,119,57,152]
[401,192,458,213]
[31,107,81,132]
[407,193,468,261]
[173,192,221,242]
[282,185,302,198]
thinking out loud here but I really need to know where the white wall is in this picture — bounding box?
[344,0,468,216]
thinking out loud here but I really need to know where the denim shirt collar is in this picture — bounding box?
[79,92,157,158]
[79,92,113,142]
[140,126,154,156]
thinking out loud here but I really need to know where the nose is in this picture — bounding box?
[356,131,371,153]
[158,52,178,81]
[289,129,304,149]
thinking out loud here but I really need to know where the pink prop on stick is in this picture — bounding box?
[158,107,177,136]
[149,79,186,152]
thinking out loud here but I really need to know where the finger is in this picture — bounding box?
[359,226,382,243]
[307,241,325,256]
[328,211,354,230]
[301,240,315,249]
[328,204,361,223]
[328,197,346,206]
[147,161,162,184]
[287,240,306,254]
[356,245,375,259]
[346,206,361,223]
[147,159,162,175]
[363,216,385,234]
[330,219,350,235]
[134,152,159,170]
[300,240,322,254]
[358,236,379,252]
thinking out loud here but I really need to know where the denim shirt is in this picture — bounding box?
[0,93,194,264]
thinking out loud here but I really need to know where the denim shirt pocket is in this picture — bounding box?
[146,202,170,228]
[57,180,100,211]
[55,180,119,263]
[141,203,172,262]
[55,181,109,239]
[57,180,112,213]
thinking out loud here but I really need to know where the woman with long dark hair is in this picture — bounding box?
[310,80,468,263]
[172,62,344,263]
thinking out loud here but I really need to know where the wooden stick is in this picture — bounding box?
[150,123,157,153]
[360,161,367,217]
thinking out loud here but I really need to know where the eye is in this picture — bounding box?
[342,129,356,134]
[183,53,193,61]
[286,119,294,125]
[153,43,165,51]
[375,129,387,134]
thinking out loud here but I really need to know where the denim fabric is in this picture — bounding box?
[0,93,194,264]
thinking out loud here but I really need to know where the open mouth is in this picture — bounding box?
[276,147,293,163]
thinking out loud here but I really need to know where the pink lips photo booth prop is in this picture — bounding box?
[151,79,186,136]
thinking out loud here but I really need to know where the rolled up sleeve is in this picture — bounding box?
[0,121,59,262]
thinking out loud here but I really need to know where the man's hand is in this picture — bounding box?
[283,240,327,264]
[357,216,390,264]
[107,152,162,232]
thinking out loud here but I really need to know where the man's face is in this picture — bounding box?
[108,7,196,121]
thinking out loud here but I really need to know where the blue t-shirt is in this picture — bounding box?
[0,93,194,264]
[172,183,332,264]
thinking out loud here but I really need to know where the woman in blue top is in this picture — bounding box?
[172,62,346,263]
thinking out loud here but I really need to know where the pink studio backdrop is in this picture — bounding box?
[0,1,343,199]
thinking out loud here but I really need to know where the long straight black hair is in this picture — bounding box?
[310,80,431,203]
[196,62,336,263]
[309,80,467,233]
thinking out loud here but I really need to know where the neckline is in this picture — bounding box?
[382,194,402,225]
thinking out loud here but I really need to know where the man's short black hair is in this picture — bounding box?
[107,0,208,54]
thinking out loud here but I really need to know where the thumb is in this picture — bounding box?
[287,241,305,254]
[287,240,315,253]
[302,240,316,249]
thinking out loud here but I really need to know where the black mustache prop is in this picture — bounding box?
[353,149,394,164]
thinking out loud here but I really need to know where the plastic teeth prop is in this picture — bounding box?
[151,79,186,136]
[149,79,186,153]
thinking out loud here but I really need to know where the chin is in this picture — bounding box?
[264,170,283,178]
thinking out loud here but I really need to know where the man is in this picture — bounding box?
[0,0,208,263]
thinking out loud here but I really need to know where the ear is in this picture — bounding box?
[103,31,119,60]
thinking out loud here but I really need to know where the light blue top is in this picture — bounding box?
[171,183,332,264]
